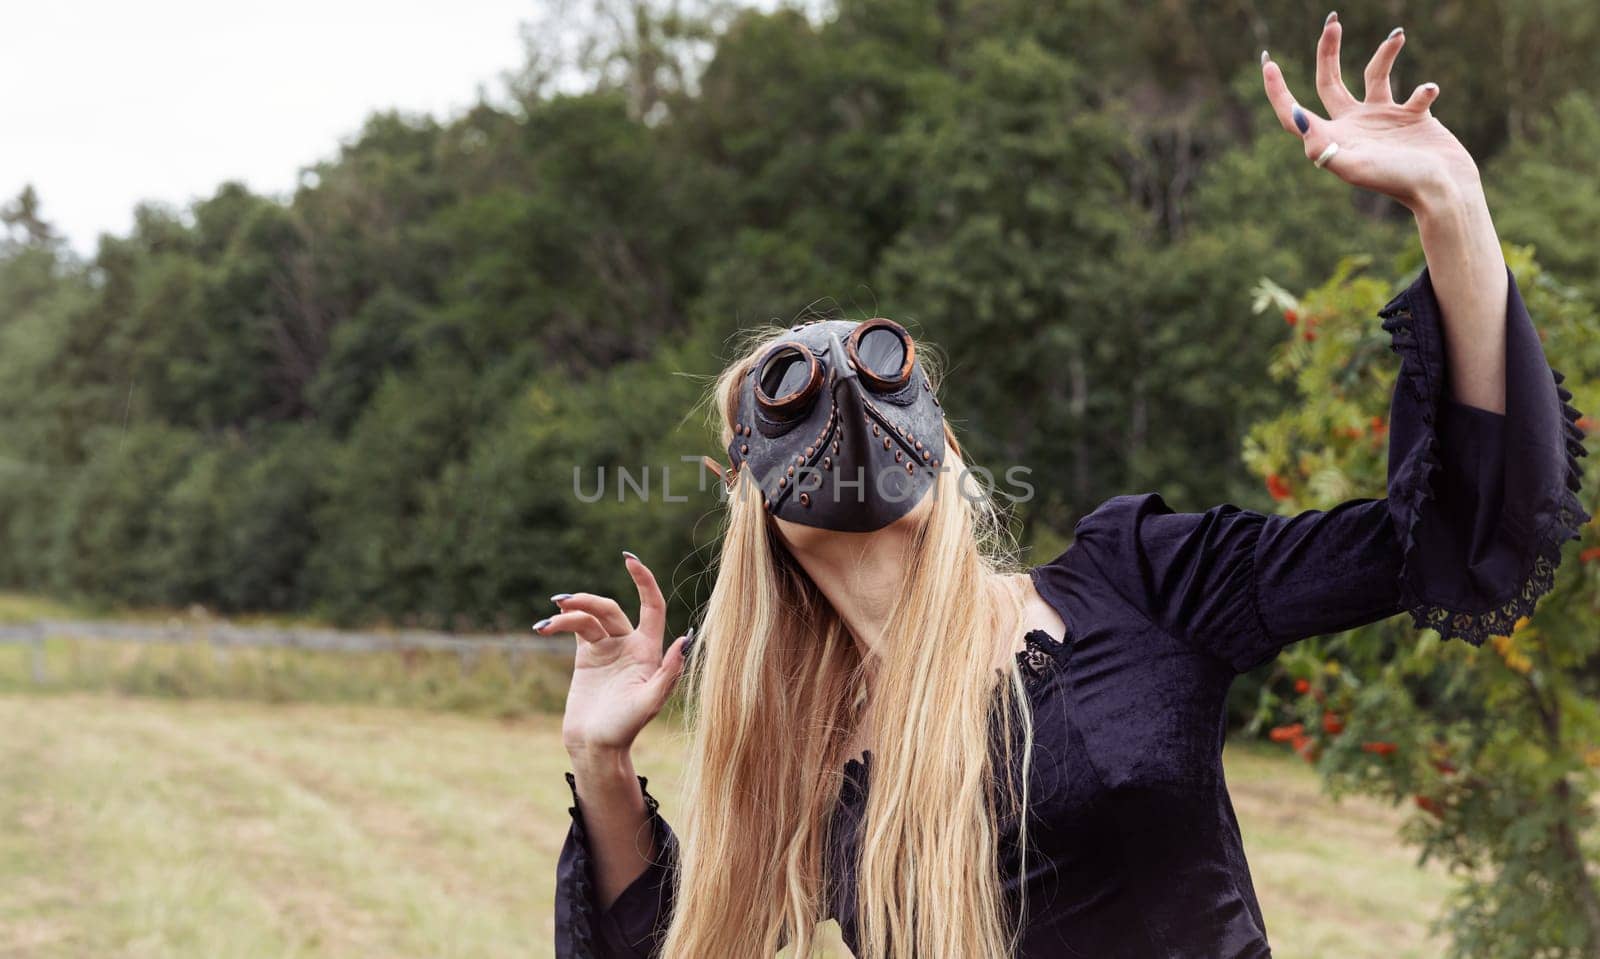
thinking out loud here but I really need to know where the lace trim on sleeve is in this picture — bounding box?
[560,771,666,957]
[562,771,599,955]
[1377,276,1591,646]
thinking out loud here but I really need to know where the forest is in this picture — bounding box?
[3,1,1598,631]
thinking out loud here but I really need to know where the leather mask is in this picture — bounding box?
[723,318,947,533]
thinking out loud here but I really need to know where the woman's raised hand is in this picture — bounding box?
[1261,14,1482,211]
[540,551,691,756]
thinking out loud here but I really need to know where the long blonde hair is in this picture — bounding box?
[662,323,1036,957]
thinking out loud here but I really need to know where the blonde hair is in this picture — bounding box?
[660,323,1037,957]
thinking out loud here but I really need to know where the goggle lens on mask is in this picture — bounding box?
[847,320,913,391]
[754,344,823,417]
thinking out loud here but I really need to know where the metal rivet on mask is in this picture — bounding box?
[894,450,903,462]
[882,437,891,450]
[799,492,811,507]
[915,441,923,450]
[779,477,787,488]
[823,456,832,469]
[805,446,813,457]
[871,425,880,437]
[922,450,931,461]
[905,462,915,474]
[786,466,794,476]
[740,444,749,454]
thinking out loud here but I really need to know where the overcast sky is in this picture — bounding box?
[2,2,537,253]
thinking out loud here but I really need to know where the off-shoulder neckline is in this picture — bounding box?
[842,626,1073,781]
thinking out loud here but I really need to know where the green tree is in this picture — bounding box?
[1244,245,1600,957]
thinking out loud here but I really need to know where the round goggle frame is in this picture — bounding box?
[752,319,915,419]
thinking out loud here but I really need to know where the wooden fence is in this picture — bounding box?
[0,619,569,683]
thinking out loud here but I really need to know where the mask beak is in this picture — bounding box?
[828,330,866,423]
[821,330,897,522]
[828,331,856,382]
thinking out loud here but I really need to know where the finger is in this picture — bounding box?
[1315,13,1359,117]
[622,551,667,640]
[1306,139,1355,179]
[1260,55,1298,135]
[534,610,609,644]
[647,632,692,703]
[1261,55,1326,139]
[1399,81,1440,115]
[1363,26,1405,104]
[551,592,633,636]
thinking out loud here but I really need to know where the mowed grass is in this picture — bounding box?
[0,695,1451,958]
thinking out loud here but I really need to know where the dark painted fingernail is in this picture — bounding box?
[1292,105,1310,134]
[1260,49,1269,65]
[1325,11,1337,26]
[550,593,572,603]
[533,618,552,631]
[622,550,639,562]
[1388,26,1403,40]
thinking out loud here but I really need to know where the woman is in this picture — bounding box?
[546,17,1591,958]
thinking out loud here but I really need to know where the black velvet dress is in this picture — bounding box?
[554,265,1591,957]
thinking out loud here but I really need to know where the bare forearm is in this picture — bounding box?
[569,746,656,909]
[1413,175,1509,414]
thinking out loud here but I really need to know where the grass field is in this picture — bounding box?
[0,694,1452,957]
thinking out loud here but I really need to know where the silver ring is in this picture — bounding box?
[1314,142,1340,169]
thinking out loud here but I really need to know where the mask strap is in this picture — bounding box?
[702,454,738,491]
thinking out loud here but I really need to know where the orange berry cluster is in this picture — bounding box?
[1333,415,1388,443]
[1283,308,1318,341]
[1269,673,1466,822]
[1269,675,1390,763]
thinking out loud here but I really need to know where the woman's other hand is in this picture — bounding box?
[542,551,691,759]
[1261,14,1481,212]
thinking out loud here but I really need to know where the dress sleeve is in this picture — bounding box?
[1071,264,1590,674]
[555,771,679,958]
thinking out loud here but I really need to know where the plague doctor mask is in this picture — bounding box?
[715,318,948,533]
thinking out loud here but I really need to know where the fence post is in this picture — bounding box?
[209,625,229,671]
[29,624,46,686]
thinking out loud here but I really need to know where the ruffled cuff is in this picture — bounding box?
[555,771,679,959]
[1377,263,1590,646]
